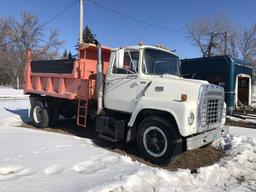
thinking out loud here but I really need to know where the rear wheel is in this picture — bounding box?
[31,101,50,128]
[136,116,183,165]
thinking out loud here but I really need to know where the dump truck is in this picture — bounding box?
[24,42,227,164]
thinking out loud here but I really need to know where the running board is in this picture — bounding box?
[98,134,118,142]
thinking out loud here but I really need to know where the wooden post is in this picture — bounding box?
[79,0,84,45]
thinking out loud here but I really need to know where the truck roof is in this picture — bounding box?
[112,45,177,56]
[80,43,177,56]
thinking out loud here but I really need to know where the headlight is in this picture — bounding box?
[188,112,195,125]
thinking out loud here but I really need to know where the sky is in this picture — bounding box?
[0,0,255,59]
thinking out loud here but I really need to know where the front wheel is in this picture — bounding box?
[136,116,183,165]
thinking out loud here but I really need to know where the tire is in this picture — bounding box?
[31,101,50,128]
[136,116,183,165]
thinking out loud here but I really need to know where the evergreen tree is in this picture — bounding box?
[68,51,73,59]
[62,49,68,58]
[75,25,96,52]
[82,25,96,43]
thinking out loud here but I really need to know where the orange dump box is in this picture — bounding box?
[24,44,111,101]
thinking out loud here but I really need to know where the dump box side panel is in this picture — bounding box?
[24,58,88,100]
[24,44,112,101]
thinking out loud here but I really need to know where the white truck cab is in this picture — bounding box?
[101,44,227,164]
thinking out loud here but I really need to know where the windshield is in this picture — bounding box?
[143,48,180,76]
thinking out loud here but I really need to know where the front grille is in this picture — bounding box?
[198,85,224,132]
[206,99,222,125]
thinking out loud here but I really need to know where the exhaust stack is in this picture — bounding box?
[95,40,103,114]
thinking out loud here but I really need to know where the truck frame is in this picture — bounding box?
[24,42,227,164]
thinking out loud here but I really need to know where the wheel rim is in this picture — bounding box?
[143,126,168,157]
[33,106,42,124]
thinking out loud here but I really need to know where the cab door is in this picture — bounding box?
[104,49,139,113]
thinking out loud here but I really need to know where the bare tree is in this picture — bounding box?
[186,15,235,57]
[0,12,64,88]
[238,24,256,62]
[227,32,239,58]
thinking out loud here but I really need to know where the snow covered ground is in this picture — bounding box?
[0,88,256,192]
[0,87,27,99]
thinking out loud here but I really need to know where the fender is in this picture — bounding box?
[128,104,181,131]
[126,97,199,142]
[127,99,183,142]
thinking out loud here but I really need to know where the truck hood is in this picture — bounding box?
[160,74,208,85]
[144,75,209,103]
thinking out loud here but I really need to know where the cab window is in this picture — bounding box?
[113,51,139,74]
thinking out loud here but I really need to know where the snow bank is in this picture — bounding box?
[88,136,256,192]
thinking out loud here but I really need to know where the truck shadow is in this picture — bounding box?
[52,119,141,160]
[3,107,139,159]
[4,108,29,123]
[21,118,142,163]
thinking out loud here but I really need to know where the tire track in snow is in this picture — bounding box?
[44,165,63,175]
[72,155,120,175]
[0,165,36,181]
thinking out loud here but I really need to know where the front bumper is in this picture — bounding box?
[186,125,228,150]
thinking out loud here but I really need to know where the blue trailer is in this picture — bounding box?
[181,55,253,114]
